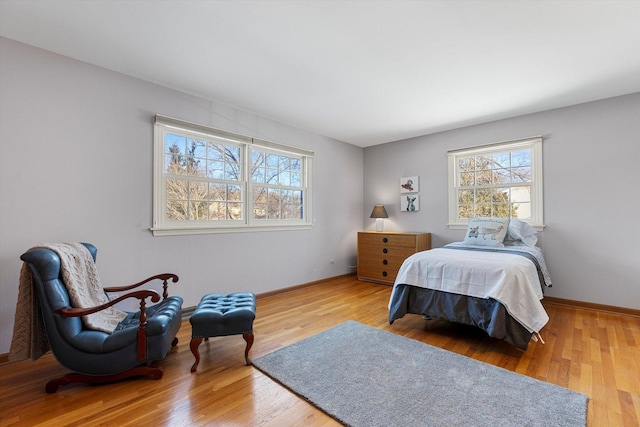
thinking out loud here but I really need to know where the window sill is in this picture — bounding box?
[448,223,545,232]
[151,224,312,236]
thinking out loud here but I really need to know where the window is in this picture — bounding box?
[152,115,313,236]
[447,136,543,229]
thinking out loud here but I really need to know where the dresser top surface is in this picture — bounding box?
[358,231,429,235]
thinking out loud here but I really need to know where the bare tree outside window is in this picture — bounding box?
[448,137,543,229]
[153,115,313,235]
[164,134,243,221]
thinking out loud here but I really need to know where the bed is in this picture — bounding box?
[388,218,551,350]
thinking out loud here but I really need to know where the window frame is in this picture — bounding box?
[447,136,544,230]
[152,115,313,236]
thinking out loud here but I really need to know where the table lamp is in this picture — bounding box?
[370,205,389,232]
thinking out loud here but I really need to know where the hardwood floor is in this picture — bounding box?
[1,275,638,426]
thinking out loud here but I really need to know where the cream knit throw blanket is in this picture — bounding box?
[10,243,127,361]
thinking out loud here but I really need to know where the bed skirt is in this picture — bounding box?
[389,284,533,350]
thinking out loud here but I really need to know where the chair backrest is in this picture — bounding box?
[20,243,101,357]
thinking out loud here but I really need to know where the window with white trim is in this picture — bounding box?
[447,137,544,229]
[152,115,313,236]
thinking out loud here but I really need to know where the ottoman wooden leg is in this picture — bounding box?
[242,333,254,365]
[190,338,203,372]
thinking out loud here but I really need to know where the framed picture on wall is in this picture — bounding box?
[401,194,420,212]
[400,176,419,193]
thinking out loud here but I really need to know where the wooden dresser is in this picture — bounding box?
[357,231,431,285]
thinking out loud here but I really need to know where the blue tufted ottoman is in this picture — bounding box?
[189,292,256,372]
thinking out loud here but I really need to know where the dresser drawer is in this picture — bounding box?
[357,265,401,283]
[358,233,418,248]
[357,251,413,268]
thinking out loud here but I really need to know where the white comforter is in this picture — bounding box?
[390,246,549,333]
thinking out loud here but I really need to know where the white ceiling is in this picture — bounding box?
[2,1,640,147]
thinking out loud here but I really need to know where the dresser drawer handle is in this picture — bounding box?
[382,248,388,254]
[383,237,388,243]
[382,271,388,277]
[383,260,388,265]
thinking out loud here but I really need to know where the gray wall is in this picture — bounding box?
[2,36,638,355]
[364,92,640,310]
[0,38,363,353]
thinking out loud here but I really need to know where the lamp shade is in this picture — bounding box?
[370,205,389,219]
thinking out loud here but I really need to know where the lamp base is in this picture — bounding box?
[375,218,384,232]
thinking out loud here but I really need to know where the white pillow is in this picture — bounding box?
[463,217,510,247]
[506,219,538,246]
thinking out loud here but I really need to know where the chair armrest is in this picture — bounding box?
[55,290,161,317]
[103,273,179,299]
[55,290,161,361]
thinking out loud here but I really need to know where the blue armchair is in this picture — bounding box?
[20,243,183,392]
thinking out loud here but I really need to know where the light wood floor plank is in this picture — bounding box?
[0,276,638,426]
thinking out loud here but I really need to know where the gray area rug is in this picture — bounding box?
[253,321,587,427]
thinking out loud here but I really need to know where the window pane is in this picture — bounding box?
[267,188,281,219]
[512,167,531,183]
[492,204,510,217]
[165,134,186,156]
[188,181,208,201]
[279,156,290,170]
[253,186,267,204]
[225,162,239,180]
[492,152,510,169]
[293,191,303,207]
[228,184,242,201]
[208,183,226,201]
[252,167,265,183]
[188,139,207,158]
[476,189,491,203]
[458,205,473,218]
[290,172,301,186]
[166,178,189,201]
[510,186,531,203]
[226,146,240,164]
[266,154,278,168]
[458,157,474,172]
[475,205,491,217]
[475,155,491,171]
[266,168,278,184]
[279,171,291,186]
[188,201,209,220]
[228,202,242,220]
[492,188,510,203]
[207,143,225,161]
[287,205,302,219]
[165,154,187,175]
[460,172,474,186]
[492,168,511,184]
[186,156,206,176]
[208,202,226,220]
[512,202,531,219]
[207,161,224,179]
[253,204,266,219]
[458,189,474,204]
[476,171,491,185]
[512,150,530,167]
[166,200,187,220]
[252,151,265,166]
